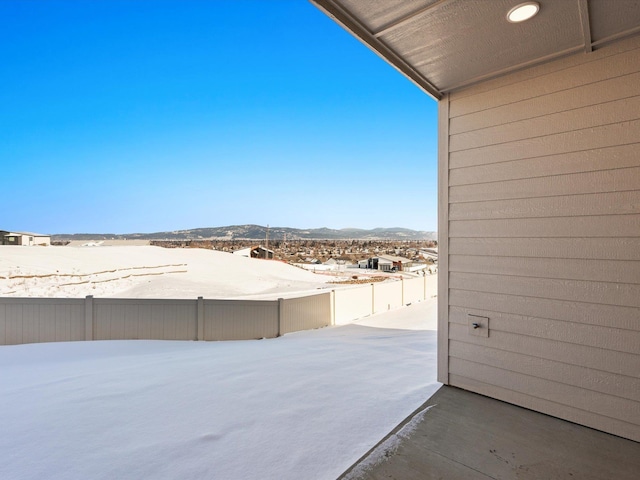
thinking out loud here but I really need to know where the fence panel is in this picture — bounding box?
[403,277,426,304]
[373,280,403,314]
[94,299,197,341]
[425,274,438,299]
[333,285,373,325]
[280,292,331,334]
[0,298,85,345]
[203,300,278,340]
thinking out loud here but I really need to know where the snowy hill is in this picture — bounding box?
[0,245,331,299]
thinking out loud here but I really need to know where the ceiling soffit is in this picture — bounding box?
[311,0,640,99]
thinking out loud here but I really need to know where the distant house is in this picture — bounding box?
[323,258,348,266]
[233,245,274,259]
[323,258,347,272]
[366,254,413,272]
[420,250,438,263]
[0,231,50,246]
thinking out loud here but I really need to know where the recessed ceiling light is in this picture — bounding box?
[507,2,540,23]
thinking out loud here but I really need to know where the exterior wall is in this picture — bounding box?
[439,35,640,441]
[33,236,51,246]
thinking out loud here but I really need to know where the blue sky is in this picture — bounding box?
[1,0,438,234]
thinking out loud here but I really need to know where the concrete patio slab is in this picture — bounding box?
[340,386,640,480]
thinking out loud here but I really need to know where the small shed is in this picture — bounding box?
[233,246,274,259]
[251,246,274,259]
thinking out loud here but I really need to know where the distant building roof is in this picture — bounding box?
[2,231,49,237]
[376,254,413,263]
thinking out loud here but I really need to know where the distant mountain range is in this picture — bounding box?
[52,225,437,241]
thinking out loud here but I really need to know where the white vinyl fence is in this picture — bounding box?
[0,275,437,345]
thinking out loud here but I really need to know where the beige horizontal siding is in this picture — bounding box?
[450,118,640,169]
[449,255,640,285]
[451,95,640,152]
[450,215,640,237]
[449,289,640,332]
[449,35,640,114]
[449,341,640,404]
[449,323,640,379]
[449,374,640,443]
[443,36,640,441]
[449,237,640,260]
[450,143,640,186]
[450,168,640,203]
[449,358,640,425]
[449,306,639,354]
[449,341,640,402]
[450,191,640,220]
[451,70,640,135]
[450,272,640,308]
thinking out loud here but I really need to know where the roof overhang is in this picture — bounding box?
[311,0,640,100]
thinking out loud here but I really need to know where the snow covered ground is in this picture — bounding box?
[0,246,333,299]
[0,299,439,480]
[1,245,439,478]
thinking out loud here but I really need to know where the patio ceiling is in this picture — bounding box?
[311,0,640,99]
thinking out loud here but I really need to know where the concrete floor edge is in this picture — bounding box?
[336,385,445,480]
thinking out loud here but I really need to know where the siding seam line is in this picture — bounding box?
[449,373,640,427]
[450,115,640,154]
[449,42,640,111]
[448,235,640,239]
[451,76,640,134]
[449,163,640,187]
[449,321,640,351]
[449,139,640,170]
[448,286,640,308]
[448,343,640,386]
[450,188,640,205]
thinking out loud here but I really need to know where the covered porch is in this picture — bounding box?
[312,0,640,476]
